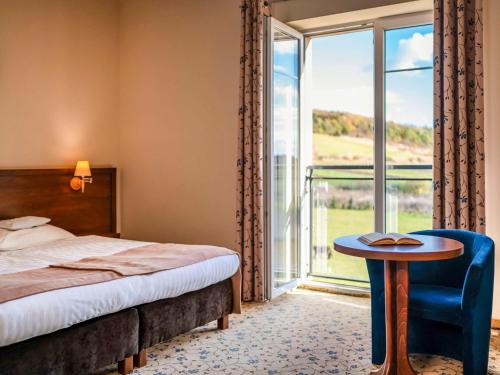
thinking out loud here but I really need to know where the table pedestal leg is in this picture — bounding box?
[371,261,416,375]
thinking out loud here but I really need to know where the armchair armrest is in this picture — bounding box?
[461,238,494,311]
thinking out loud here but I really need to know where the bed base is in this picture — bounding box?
[121,314,229,373]
[132,278,233,371]
[117,279,232,373]
[0,280,233,375]
[0,308,138,375]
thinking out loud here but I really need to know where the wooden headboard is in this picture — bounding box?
[0,168,116,235]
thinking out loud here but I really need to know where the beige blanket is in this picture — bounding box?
[0,244,241,313]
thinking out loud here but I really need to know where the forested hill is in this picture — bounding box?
[313,109,433,147]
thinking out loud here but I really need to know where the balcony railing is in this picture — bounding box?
[306,164,433,286]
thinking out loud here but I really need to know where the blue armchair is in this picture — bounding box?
[367,229,494,375]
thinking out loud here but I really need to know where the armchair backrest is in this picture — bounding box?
[409,229,491,289]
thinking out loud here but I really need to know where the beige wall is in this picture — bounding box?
[118,0,240,248]
[484,0,500,318]
[0,0,240,248]
[0,0,120,168]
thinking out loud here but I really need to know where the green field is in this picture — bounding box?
[313,133,432,166]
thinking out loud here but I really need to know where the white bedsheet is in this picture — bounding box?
[0,236,239,347]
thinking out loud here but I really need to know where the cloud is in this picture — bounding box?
[394,32,433,69]
[386,90,403,106]
[385,89,433,127]
[312,85,374,118]
[274,40,296,55]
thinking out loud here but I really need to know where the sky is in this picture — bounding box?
[310,24,433,128]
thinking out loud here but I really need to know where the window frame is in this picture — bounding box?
[302,11,433,233]
[373,11,434,232]
[265,17,305,300]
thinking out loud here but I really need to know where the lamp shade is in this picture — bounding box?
[74,160,91,177]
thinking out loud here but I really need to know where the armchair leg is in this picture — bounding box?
[217,315,229,330]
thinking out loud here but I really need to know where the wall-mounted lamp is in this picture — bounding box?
[70,161,92,193]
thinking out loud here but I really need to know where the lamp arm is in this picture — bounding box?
[81,177,93,193]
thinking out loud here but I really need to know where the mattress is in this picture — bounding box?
[0,236,239,347]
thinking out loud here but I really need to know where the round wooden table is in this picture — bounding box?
[333,234,464,375]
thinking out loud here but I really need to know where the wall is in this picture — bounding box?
[118,0,240,248]
[484,0,500,319]
[0,0,240,249]
[0,0,120,168]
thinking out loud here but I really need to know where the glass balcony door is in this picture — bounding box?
[264,13,434,290]
[266,18,303,299]
[307,29,375,285]
[382,22,434,232]
[374,13,434,233]
[307,12,434,286]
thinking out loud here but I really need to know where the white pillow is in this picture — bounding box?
[0,216,51,230]
[0,225,75,251]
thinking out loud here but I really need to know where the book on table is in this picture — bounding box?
[358,232,423,246]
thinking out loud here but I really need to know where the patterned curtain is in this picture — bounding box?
[433,0,485,233]
[236,0,269,302]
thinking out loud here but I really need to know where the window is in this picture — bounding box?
[271,27,300,290]
[265,12,434,294]
[266,19,303,298]
[307,13,434,285]
[308,29,374,283]
[383,23,433,233]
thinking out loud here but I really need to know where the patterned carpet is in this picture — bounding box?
[101,289,500,375]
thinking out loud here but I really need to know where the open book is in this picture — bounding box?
[358,232,423,246]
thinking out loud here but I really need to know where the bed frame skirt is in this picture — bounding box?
[137,278,233,350]
[0,308,139,375]
[0,279,234,374]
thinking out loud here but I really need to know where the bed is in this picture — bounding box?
[0,168,240,375]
